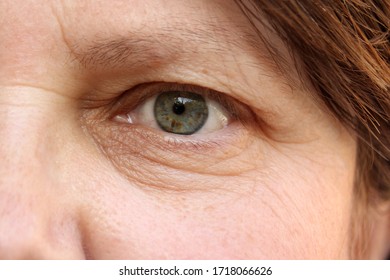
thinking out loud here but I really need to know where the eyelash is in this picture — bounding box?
[109,82,254,137]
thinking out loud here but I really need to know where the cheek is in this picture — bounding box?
[256,143,356,259]
[76,145,355,259]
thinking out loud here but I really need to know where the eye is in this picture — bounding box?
[86,83,260,184]
[114,85,233,135]
[154,91,209,135]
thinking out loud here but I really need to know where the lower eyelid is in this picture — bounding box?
[89,119,257,190]
[109,119,250,155]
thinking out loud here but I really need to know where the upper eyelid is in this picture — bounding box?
[111,83,209,114]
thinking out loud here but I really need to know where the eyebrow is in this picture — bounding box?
[69,22,292,81]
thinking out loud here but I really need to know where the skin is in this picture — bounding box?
[0,0,387,259]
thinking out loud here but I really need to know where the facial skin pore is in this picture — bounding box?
[0,0,364,259]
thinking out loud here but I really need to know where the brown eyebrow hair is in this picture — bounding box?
[69,23,295,84]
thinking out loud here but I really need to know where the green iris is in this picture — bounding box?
[154,91,208,135]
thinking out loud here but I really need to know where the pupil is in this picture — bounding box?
[172,102,185,115]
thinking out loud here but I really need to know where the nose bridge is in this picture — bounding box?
[0,89,85,259]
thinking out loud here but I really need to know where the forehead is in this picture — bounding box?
[56,0,279,67]
[1,0,250,45]
[0,0,289,64]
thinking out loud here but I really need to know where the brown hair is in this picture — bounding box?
[236,0,389,257]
